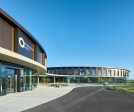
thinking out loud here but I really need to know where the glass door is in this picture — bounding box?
[10,69,15,93]
[6,68,11,94]
[6,68,16,94]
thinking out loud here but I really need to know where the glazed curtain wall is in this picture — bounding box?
[0,61,38,96]
[47,67,129,78]
[43,77,126,83]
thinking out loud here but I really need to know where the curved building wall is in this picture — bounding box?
[0,9,47,96]
[47,67,130,78]
[0,9,47,68]
[47,67,130,83]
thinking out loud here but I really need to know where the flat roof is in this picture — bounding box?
[0,8,47,57]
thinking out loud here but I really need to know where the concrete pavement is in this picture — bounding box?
[0,85,73,112]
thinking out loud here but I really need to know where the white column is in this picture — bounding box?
[54,76,55,83]
[38,76,39,86]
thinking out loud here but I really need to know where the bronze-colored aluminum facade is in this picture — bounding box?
[0,9,47,96]
[0,8,47,68]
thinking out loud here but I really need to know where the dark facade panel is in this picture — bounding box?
[0,8,47,57]
[18,29,34,59]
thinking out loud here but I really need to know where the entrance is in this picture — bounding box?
[5,68,20,94]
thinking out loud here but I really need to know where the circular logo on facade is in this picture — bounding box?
[19,37,25,48]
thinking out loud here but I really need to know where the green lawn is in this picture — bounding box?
[109,86,134,92]
[50,83,69,86]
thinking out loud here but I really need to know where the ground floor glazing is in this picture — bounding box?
[0,61,38,96]
[41,77,126,83]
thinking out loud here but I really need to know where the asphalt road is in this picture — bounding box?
[23,86,134,112]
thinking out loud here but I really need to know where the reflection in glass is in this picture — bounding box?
[52,69,56,74]
[1,66,5,95]
[98,69,101,75]
[0,62,38,96]
[57,68,60,74]
[113,70,116,76]
[29,70,32,90]
[80,68,84,75]
[62,68,66,75]
[68,68,72,75]
[103,69,106,76]
[6,69,10,94]
[117,70,119,76]
[120,71,122,76]
[37,46,41,63]
[47,69,50,73]
[92,68,96,75]
[74,68,78,75]
[108,70,111,76]
[86,68,90,75]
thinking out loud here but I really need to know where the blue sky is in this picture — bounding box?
[0,0,134,79]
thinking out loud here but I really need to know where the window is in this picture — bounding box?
[124,71,126,77]
[1,65,6,95]
[103,69,106,76]
[108,70,111,76]
[86,68,90,75]
[62,68,66,75]
[92,68,96,75]
[74,68,78,75]
[127,71,129,77]
[120,71,122,76]
[47,69,50,73]
[123,71,125,77]
[68,68,72,75]
[98,68,101,75]
[37,46,42,63]
[80,68,84,75]
[57,68,60,74]
[52,69,55,74]
[117,70,119,76]
[112,70,116,76]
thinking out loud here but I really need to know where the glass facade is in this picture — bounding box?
[108,70,111,76]
[62,68,66,75]
[86,68,90,75]
[120,71,122,77]
[92,68,96,75]
[117,70,119,76]
[37,46,42,63]
[74,68,78,75]
[0,61,38,96]
[47,69,50,73]
[98,68,101,76]
[103,69,106,76]
[46,67,129,84]
[68,68,72,75]
[113,70,116,76]
[52,69,56,74]
[57,68,60,74]
[48,77,126,84]
[80,68,84,75]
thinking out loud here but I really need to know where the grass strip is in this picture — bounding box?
[109,86,134,93]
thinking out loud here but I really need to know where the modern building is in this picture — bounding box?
[47,67,130,83]
[0,9,47,96]
[0,9,131,96]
